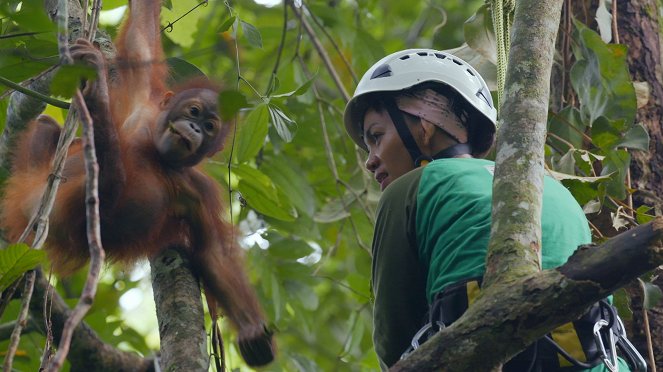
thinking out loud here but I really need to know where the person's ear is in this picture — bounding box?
[421,120,437,147]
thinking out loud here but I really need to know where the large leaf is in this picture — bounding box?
[268,104,296,143]
[0,243,46,292]
[463,4,496,64]
[234,103,269,163]
[600,149,631,200]
[240,20,263,49]
[233,164,296,221]
[615,123,650,151]
[261,155,316,217]
[218,90,251,121]
[570,20,636,127]
[547,107,586,150]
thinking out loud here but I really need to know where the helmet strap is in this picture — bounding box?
[433,143,473,159]
[384,97,424,167]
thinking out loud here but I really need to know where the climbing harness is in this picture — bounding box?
[400,279,647,372]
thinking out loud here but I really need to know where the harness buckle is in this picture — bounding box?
[593,319,619,372]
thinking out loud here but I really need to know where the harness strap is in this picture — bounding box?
[384,97,424,165]
[432,143,473,159]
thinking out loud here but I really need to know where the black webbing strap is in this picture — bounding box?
[384,97,424,165]
[432,143,473,159]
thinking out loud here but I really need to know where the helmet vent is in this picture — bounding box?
[466,69,475,76]
[452,59,463,66]
[417,52,428,56]
[434,53,446,59]
[370,64,393,79]
[476,90,492,108]
[400,55,411,60]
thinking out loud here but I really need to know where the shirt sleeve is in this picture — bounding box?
[371,168,429,369]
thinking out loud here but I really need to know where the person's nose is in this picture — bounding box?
[365,152,379,173]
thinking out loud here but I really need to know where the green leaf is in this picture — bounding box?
[548,107,586,150]
[1,0,55,34]
[218,90,251,121]
[271,72,318,98]
[238,179,296,221]
[285,280,319,310]
[268,239,314,260]
[233,163,296,221]
[601,149,631,200]
[0,243,46,292]
[268,104,296,143]
[219,16,237,32]
[50,64,96,98]
[463,4,496,64]
[166,57,205,86]
[261,155,316,217]
[642,281,663,310]
[616,123,650,151]
[570,20,636,126]
[235,103,269,163]
[314,193,356,223]
[635,205,655,224]
[240,20,263,48]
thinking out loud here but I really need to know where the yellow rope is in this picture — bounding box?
[490,0,515,109]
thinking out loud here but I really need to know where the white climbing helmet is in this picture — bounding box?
[343,48,498,156]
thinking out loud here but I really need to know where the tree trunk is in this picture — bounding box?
[617,1,663,369]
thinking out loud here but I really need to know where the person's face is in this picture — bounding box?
[362,107,417,191]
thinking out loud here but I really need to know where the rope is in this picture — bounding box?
[490,0,515,109]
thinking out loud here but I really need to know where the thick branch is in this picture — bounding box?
[392,217,663,371]
[30,271,154,372]
[484,0,564,287]
[150,247,208,371]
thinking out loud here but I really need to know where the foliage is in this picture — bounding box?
[0,0,652,371]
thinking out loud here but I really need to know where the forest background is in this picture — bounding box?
[0,0,662,371]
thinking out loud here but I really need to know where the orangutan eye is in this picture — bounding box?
[189,106,200,117]
[203,122,215,133]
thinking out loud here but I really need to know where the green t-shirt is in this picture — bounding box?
[371,158,627,371]
[416,158,591,300]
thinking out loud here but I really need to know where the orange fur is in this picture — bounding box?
[0,0,273,366]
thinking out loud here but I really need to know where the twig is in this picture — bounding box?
[0,65,59,101]
[87,0,102,41]
[638,278,657,372]
[302,1,357,84]
[2,271,35,372]
[611,0,620,44]
[40,271,55,368]
[0,75,70,109]
[161,0,209,33]
[266,1,289,96]
[46,89,105,372]
[289,3,350,102]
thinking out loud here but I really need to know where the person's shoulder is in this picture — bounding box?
[424,158,494,178]
[380,167,424,204]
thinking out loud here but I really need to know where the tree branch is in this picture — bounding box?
[150,247,208,371]
[30,271,154,372]
[391,217,663,371]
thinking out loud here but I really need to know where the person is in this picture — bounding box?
[343,49,643,371]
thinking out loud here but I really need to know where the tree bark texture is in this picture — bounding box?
[391,218,663,371]
[616,1,663,369]
[484,0,564,287]
[29,271,154,372]
[150,247,209,372]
